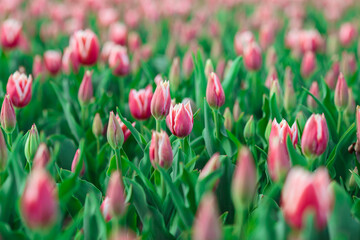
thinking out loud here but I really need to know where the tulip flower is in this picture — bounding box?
[128,32,142,53]
[101,41,115,63]
[109,22,127,46]
[301,51,317,78]
[307,81,320,110]
[0,130,7,171]
[6,71,32,108]
[149,131,173,169]
[129,86,153,120]
[107,111,124,150]
[234,31,255,56]
[62,46,79,74]
[0,19,22,49]
[281,167,333,229]
[92,113,103,138]
[269,119,298,146]
[33,55,44,79]
[259,23,275,49]
[151,80,171,120]
[166,102,193,138]
[0,94,16,134]
[232,147,257,207]
[325,61,340,90]
[233,100,241,122]
[33,143,50,169]
[71,149,85,176]
[71,29,100,65]
[301,114,329,159]
[199,153,221,180]
[244,115,255,142]
[25,124,40,162]
[100,196,112,221]
[339,23,357,47]
[106,171,126,217]
[78,70,93,106]
[206,72,225,109]
[182,49,194,78]
[43,50,62,75]
[267,136,290,181]
[21,168,58,230]
[108,45,130,76]
[243,42,262,71]
[334,73,349,110]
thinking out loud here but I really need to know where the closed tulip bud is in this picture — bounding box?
[71,149,85,176]
[224,60,233,79]
[33,143,50,169]
[151,80,171,120]
[307,81,320,110]
[109,23,127,46]
[243,42,262,71]
[267,137,290,181]
[270,78,283,111]
[182,49,194,79]
[62,46,79,74]
[233,100,241,122]
[166,102,193,138]
[108,45,130,77]
[33,55,44,79]
[169,57,180,91]
[301,114,329,159]
[107,171,126,217]
[206,72,225,109]
[193,193,222,240]
[269,119,298,146]
[100,196,112,221]
[149,131,173,169]
[128,32,141,53]
[0,130,7,171]
[107,111,124,150]
[284,68,296,112]
[281,167,333,229]
[25,124,40,162]
[129,86,153,120]
[334,73,349,110]
[244,115,255,142]
[234,31,255,56]
[1,19,22,49]
[6,71,32,108]
[204,59,214,78]
[301,51,316,78]
[223,108,233,131]
[232,147,257,207]
[199,153,221,181]
[78,70,93,106]
[296,111,306,130]
[21,168,58,230]
[92,113,103,137]
[1,94,16,134]
[339,23,357,47]
[43,50,62,76]
[71,29,99,66]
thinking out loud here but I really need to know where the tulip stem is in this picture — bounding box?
[156,119,161,132]
[6,133,12,149]
[212,109,220,138]
[337,110,343,135]
[81,105,88,128]
[119,77,124,109]
[115,148,121,172]
[96,137,100,153]
[235,206,247,238]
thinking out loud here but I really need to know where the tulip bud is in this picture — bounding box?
[0,130,7,171]
[166,102,193,138]
[223,108,233,131]
[334,73,349,110]
[33,143,50,169]
[1,19,22,49]
[151,80,171,120]
[301,114,329,159]
[325,60,340,90]
[307,81,320,110]
[244,115,255,142]
[108,45,130,77]
[100,196,112,221]
[71,29,100,66]
[339,23,357,47]
[199,153,221,181]
[233,100,241,122]
[301,51,316,78]
[206,72,225,109]
[43,50,62,76]
[129,86,153,120]
[283,67,296,112]
[269,78,283,111]
[92,113,103,137]
[21,168,58,230]
[234,31,255,56]
[62,46,79,74]
[182,49,194,79]
[6,71,32,108]
[204,59,214,78]
[267,137,290,181]
[281,167,333,229]
[33,55,44,79]
[1,94,16,134]
[109,23,127,46]
[149,131,173,169]
[192,193,222,240]
[107,111,124,150]
[71,149,85,176]
[232,147,257,207]
[78,70,93,106]
[243,42,262,71]
[106,171,126,217]
[25,124,40,162]
[169,57,180,91]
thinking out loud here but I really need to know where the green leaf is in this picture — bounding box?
[83,193,107,240]
[269,95,281,122]
[286,136,307,167]
[223,56,242,95]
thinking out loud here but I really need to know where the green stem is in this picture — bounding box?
[337,110,343,135]
[119,77,124,109]
[156,119,161,132]
[7,133,12,150]
[235,206,247,238]
[180,138,185,152]
[96,137,100,153]
[160,172,166,200]
[212,109,220,138]
[115,148,122,172]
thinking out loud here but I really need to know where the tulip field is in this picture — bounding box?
[2,0,360,239]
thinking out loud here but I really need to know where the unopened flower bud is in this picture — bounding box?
[107,111,124,150]
[92,113,103,137]
[25,124,40,161]
[71,29,100,66]
[106,171,126,217]
[33,143,50,169]
[6,71,32,108]
[199,153,221,181]
[166,102,193,138]
[149,131,173,169]
[334,73,349,110]
[71,149,85,176]
[243,42,262,71]
[244,115,255,142]
[270,78,283,111]
[206,72,225,109]
[78,70,93,106]
[151,80,171,120]
[339,23,357,47]
[301,51,316,78]
[307,81,320,110]
[267,137,290,181]
[233,100,241,122]
[1,94,16,134]
[223,108,233,131]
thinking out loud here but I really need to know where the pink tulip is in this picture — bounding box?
[44,50,62,76]
[269,119,298,146]
[108,45,130,76]
[98,8,118,27]
[281,167,333,229]
[78,70,93,106]
[21,169,58,230]
[71,29,100,65]
[206,72,225,109]
[339,23,357,47]
[166,102,193,138]
[100,196,112,221]
[199,153,221,180]
[301,51,316,78]
[334,73,349,110]
[259,23,275,49]
[71,149,85,176]
[341,51,357,76]
[106,171,126,217]
[62,46,79,74]
[6,71,32,108]
[325,61,340,90]
[234,30,255,56]
[150,80,171,120]
[101,41,115,62]
[129,85,153,120]
[107,111,124,150]
[0,19,22,49]
[33,55,44,79]
[301,114,329,159]
[0,94,16,134]
[128,32,141,53]
[243,42,262,71]
[307,81,319,110]
[299,30,324,53]
[109,23,127,46]
[149,130,173,169]
[267,136,290,181]
[182,49,194,78]
[33,143,51,169]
